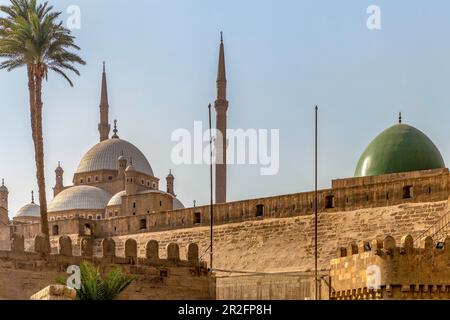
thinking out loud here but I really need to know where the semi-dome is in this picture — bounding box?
[107,190,184,210]
[107,190,126,207]
[355,123,445,177]
[16,203,40,218]
[75,138,154,176]
[48,186,111,213]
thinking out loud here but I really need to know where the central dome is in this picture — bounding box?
[355,124,445,177]
[76,138,154,176]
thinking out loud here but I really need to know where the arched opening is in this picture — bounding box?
[52,225,59,236]
[84,223,92,236]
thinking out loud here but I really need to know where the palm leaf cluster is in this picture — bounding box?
[76,261,134,300]
[0,0,85,85]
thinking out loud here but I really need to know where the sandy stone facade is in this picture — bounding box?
[330,235,450,300]
[0,235,212,300]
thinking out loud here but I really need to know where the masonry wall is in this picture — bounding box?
[0,236,212,300]
[94,201,447,275]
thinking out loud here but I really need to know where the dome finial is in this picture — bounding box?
[112,119,119,139]
[220,31,223,43]
[399,112,402,124]
[31,190,34,204]
[1,179,4,187]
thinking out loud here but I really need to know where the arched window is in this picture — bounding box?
[84,224,92,236]
[52,225,59,236]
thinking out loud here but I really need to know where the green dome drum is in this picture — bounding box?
[355,124,445,177]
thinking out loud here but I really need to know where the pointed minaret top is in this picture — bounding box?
[99,62,110,142]
[100,62,109,107]
[31,191,34,204]
[216,32,227,101]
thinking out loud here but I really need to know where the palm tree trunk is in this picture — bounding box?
[32,73,50,252]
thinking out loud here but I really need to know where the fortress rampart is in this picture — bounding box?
[330,234,450,300]
[0,234,212,300]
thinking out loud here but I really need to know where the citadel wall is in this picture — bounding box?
[330,235,450,300]
[0,235,212,300]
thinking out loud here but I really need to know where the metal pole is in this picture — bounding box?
[208,104,214,271]
[315,105,319,300]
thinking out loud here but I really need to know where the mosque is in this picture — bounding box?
[1,36,450,300]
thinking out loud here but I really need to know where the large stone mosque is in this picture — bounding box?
[1,37,450,299]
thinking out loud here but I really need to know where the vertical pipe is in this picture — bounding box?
[208,104,214,271]
[315,105,319,300]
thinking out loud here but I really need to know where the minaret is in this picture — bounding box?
[125,159,138,196]
[0,179,8,211]
[215,32,228,204]
[53,162,64,197]
[166,170,175,196]
[0,179,9,225]
[98,62,110,142]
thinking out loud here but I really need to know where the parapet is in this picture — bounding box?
[1,233,206,271]
[330,235,450,300]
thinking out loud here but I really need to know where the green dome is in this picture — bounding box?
[355,124,445,177]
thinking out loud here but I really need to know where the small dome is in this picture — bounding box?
[48,186,111,213]
[107,191,126,207]
[118,155,126,161]
[76,138,154,176]
[107,189,184,209]
[355,123,445,177]
[16,203,40,218]
[125,164,136,172]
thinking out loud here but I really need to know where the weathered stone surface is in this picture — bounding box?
[58,236,72,256]
[30,285,76,300]
[11,234,24,253]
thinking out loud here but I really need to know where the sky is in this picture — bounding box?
[1,0,450,217]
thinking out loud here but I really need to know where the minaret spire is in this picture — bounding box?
[31,191,34,204]
[98,61,111,142]
[215,32,229,204]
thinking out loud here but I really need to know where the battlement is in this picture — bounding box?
[330,234,450,300]
[1,233,206,270]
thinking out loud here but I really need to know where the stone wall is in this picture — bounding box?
[215,271,330,300]
[0,235,212,300]
[330,234,450,300]
[94,201,447,275]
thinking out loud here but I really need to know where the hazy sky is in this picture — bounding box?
[1,0,450,217]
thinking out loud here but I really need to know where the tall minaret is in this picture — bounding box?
[215,32,228,204]
[0,179,9,225]
[98,62,110,142]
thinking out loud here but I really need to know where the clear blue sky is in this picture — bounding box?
[1,0,450,216]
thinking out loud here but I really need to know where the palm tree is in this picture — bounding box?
[0,0,85,250]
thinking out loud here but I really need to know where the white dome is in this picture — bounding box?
[76,139,154,176]
[107,190,184,209]
[16,203,40,218]
[48,186,111,213]
[107,190,126,207]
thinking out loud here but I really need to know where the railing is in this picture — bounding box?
[415,208,450,243]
